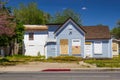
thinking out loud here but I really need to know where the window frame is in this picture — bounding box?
[94,41,102,54]
[29,32,34,40]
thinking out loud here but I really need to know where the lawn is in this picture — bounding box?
[84,56,120,67]
[0,55,45,66]
[0,55,120,68]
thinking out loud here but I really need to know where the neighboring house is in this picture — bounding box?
[112,39,120,56]
[23,25,48,56]
[23,18,112,58]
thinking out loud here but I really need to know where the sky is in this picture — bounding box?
[6,0,120,29]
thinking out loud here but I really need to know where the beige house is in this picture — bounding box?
[112,39,120,56]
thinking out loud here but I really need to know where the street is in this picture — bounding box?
[0,71,120,80]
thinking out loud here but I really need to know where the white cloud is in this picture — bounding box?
[62,8,67,10]
[81,7,87,10]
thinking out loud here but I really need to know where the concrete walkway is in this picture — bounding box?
[0,62,120,72]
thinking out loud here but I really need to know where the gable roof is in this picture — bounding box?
[24,25,48,31]
[54,17,86,34]
[82,26,111,40]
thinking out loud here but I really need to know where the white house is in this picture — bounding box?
[23,25,48,56]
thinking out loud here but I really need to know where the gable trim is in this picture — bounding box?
[54,18,86,35]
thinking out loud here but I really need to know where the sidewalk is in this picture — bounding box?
[0,62,120,72]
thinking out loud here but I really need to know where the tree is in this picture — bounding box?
[96,24,106,26]
[10,21,24,55]
[0,0,24,56]
[13,2,50,24]
[14,21,24,43]
[111,20,120,39]
[0,2,15,46]
[50,8,82,25]
[0,1,16,56]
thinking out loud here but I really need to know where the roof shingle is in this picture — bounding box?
[82,26,111,40]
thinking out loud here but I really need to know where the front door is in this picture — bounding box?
[85,42,92,57]
[60,39,68,54]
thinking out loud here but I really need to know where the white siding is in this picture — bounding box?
[24,31,48,56]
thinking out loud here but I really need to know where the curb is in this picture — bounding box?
[42,69,71,72]
[42,68,120,72]
[71,68,120,71]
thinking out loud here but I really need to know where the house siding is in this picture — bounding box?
[45,25,59,57]
[85,39,112,58]
[48,25,59,39]
[55,22,85,57]
[46,42,56,57]
[24,31,48,56]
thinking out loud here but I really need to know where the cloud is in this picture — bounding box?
[62,8,67,10]
[81,7,87,10]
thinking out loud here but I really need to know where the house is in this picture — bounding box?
[23,25,48,56]
[23,18,112,58]
[112,39,120,56]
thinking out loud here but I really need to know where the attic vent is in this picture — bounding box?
[68,24,72,30]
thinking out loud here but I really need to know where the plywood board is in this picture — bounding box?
[85,42,92,45]
[60,39,68,45]
[60,39,68,54]
[112,42,117,51]
[72,46,80,54]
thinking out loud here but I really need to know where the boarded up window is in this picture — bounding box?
[94,41,102,54]
[85,42,92,57]
[60,39,68,54]
[72,39,81,54]
[29,32,34,40]
[85,42,92,45]
[112,42,117,51]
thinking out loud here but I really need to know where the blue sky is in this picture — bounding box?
[7,0,120,29]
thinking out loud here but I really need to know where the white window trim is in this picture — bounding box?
[85,41,92,57]
[72,39,81,46]
[94,41,102,54]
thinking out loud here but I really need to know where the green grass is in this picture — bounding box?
[0,54,45,66]
[84,56,120,67]
[1,54,120,68]
[6,54,45,62]
[0,58,17,66]
[47,56,82,63]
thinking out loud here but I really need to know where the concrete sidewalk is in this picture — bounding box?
[0,62,120,72]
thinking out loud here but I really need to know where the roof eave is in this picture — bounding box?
[85,38,111,40]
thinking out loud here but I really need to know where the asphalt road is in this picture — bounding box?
[0,71,120,80]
